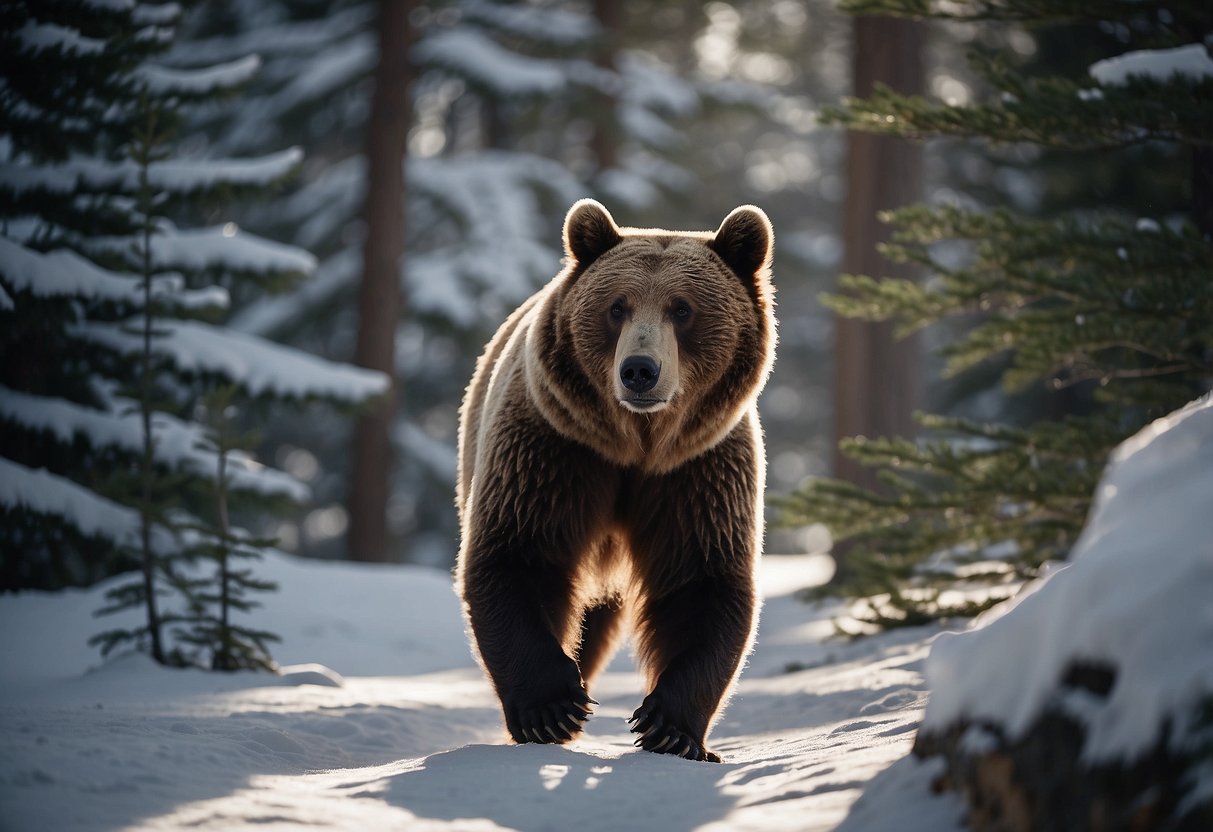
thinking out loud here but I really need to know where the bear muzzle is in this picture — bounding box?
[617,355,674,412]
[620,355,660,394]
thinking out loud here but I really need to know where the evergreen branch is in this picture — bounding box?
[837,0,1208,35]
[821,74,1213,149]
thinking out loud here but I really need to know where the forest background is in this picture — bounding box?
[3,0,1207,645]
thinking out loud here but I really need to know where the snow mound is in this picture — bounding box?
[922,394,1213,762]
[1090,44,1213,85]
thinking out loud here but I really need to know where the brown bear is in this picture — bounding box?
[455,199,776,763]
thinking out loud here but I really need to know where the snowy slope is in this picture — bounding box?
[0,553,963,831]
[920,394,1213,773]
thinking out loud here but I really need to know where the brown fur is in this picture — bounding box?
[455,199,776,763]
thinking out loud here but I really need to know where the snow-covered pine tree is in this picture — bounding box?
[0,0,388,666]
[780,0,1213,627]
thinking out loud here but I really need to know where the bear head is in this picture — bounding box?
[529,199,776,472]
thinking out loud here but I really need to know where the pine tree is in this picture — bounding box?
[0,0,388,666]
[779,0,1213,628]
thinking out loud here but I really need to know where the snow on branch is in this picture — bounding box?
[619,52,700,116]
[74,319,390,403]
[0,388,309,502]
[268,34,375,115]
[15,21,106,56]
[462,0,599,47]
[207,31,374,155]
[0,236,137,302]
[0,457,148,550]
[146,148,303,192]
[268,156,364,251]
[230,248,359,337]
[415,28,568,97]
[407,152,581,319]
[145,224,315,276]
[0,237,229,308]
[136,56,261,96]
[131,1,181,26]
[83,0,134,10]
[84,222,315,278]
[167,5,372,65]
[1090,44,1213,86]
[0,148,303,197]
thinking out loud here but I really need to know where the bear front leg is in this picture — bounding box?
[463,550,597,745]
[630,574,756,763]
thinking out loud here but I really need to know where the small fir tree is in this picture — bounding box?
[779,0,1213,627]
[172,387,280,672]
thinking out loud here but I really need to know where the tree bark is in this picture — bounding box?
[833,16,925,491]
[589,0,622,175]
[347,0,414,562]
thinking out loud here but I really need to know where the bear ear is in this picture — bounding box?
[710,205,773,299]
[563,198,621,272]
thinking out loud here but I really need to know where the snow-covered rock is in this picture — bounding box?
[915,394,1213,830]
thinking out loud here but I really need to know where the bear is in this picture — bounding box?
[455,199,776,763]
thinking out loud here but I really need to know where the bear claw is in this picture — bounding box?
[508,695,595,745]
[629,700,721,763]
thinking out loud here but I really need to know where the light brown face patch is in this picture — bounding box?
[612,296,682,412]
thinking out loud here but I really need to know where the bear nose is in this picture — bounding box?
[620,355,660,393]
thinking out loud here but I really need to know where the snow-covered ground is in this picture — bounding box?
[0,551,964,831]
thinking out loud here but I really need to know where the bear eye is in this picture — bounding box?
[609,301,626,321]
[672,302,692,322]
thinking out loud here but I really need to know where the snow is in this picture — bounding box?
[230,249,359,337]
[415,28,570,97]
[83,221,315,277]
[131,2,182,26]
[0,388,309,502]
[0,458,145,550]
[921,394,1213,763]
[137,56,261,95]
[0,148,303,196]
[16,21,106,56]
[143,148,303,192]
[269,155,364,251]
[1089,44,1213,85]
[142,223,314,276]
[0,237,138,302]
[620,51,701,117]
[462,0,598,46]
[169,6,372,65]
[74,319,390,403]
[0,552,964,830]
[0,237,235,308]
[261,34,375,119]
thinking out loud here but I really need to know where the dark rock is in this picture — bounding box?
[913,673,1213,832]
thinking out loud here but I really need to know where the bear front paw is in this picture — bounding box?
[501,661,597,745]
[629,696,721,763]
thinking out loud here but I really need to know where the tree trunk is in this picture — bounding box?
[589,0,621,175]
[347,0,414,562]
[833,16,925,490]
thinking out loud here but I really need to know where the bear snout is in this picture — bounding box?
[620,355,660,394]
